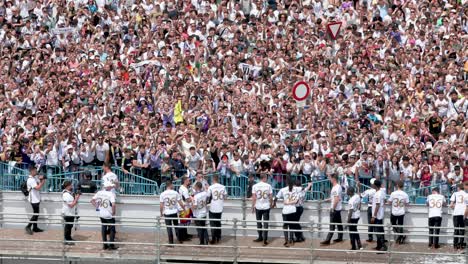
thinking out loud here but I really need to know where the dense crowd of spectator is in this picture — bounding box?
[0,0,467,196]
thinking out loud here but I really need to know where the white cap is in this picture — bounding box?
[370,178,376,185]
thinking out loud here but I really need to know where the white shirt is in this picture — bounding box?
[348,194,361,219]
[252,181,273,210]
[207,183,226,213]
[179,185,191,204]
[62,191,76,216]
[427,193,445,218]
[388,190,409,216]
[27,176,41,203]
[330,184,342,211]
[160,189,182,215]
[293,186,306,207]
[372,189,386,220]
[450,190,468,216]
[45,147,59,166]
[95,142,109,161]
[276,187,297,215]
[192,191,208,218]
[361,188,376,206]
[102,171,119,193]
[92,190,116,219]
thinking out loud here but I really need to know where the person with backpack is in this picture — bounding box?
[24,165,47,235]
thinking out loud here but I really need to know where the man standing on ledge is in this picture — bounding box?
[252,173,273,246]
[450,182,467,252]
[25,165,47,235]
[359,178,376,243]
[371,180,387,252]
[321,174,343,245]
[91,181,118,250]
[387,181,409,244]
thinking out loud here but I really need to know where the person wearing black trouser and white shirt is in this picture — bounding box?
[359,178,376,242]
[91,182,118,250]
[62,180,80,245]
[387,181,409,244]
[292,180,312,242]
[101,163,120,194]
[207,175,226,244]
[347,187,362,250]
[192,182,209,245]
[252,174,273,246]
[178,176,193,241]
[25,165,47,235]
[160,181,185,245]
[273,178,299,248]
[450,182,468,251]
[426,187,446,249]
[371,180,387,252]
[321,174,343,245]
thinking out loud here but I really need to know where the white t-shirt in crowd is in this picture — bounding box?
[427,193,445,218]
[252,181,273,210]
[361,188,376,206]
[160,189,182,215]
[348,194,361,219]
[27,176,41,203]
[95,142,109,161]
[92,190,116,219]
[450,190,467,216]
[62,191,76,216]
[207,183,226,213]
[276,187,297,215]
[192,191,208,218]
[330,184,342,211]
[372,188,386,220]
[388,190,409,216]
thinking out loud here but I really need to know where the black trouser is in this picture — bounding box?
[282,213,295,242]
[349,218,361,249]
[390,214,405,241]
[195,217,209,245]
[63,216,75,241]
[367,206,374,241]
[255,209,270,242]
[325,210,343,242]
[100,218,116,247]
[374,218,386,250]
[209,211,222,242]
[94,160,104,167]
[293,206,304,239]
[428,216,442,247]
[453,215,465,247]
[164,213,180,244]
[27,202,40,229]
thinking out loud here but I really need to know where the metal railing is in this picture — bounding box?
[0,162,458,202]
[0,212,466,264]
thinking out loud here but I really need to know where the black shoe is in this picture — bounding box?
[33,228,44,233]
[366,239,374,243]
[434,245,440,249]
[108,245,119,250]
[333,238,344,243]
[428,244,433,248]
[400,236,406,244]
[103,245,109,250]
[253,238,263,242]
[263,241,269,246]
[187,234,193,239]
[380,246,388,251]
[350,247,357,251]
[209,240,217,245]
[64,242,75,246]
[284,241,290,247]
[25,226,33,235]
[320,240,331,245]
[374,247,381,250]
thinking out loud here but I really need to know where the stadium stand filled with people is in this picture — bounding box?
[0,0,467,200]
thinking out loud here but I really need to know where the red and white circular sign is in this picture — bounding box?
[292,81,310,101]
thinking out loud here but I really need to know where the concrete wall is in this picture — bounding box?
[0,191,456,243]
